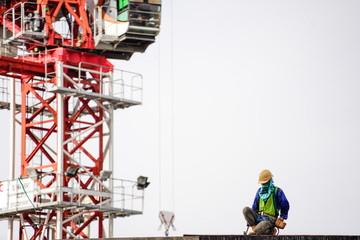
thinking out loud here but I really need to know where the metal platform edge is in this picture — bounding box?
[79,235,360,240]
[0,201,142,219]
[47,86,141,109]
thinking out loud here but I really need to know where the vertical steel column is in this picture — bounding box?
[7,78,15,240]
[56,61,64,240]
[108,70,114,237]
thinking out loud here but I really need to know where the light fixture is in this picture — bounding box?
[26,168,39,180]
[65,166,79,178]
[99,170,112,181]
[137,176,150,190]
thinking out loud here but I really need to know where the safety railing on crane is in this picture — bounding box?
[0,75,10,109]
[0,72,23,111]
[0,175,145,216]
[2,2,47,46]
[0,52,142,111]
[127,0,161,32]
[45,61,143,108]
[0,42,18,57]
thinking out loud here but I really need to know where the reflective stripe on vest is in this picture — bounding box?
[259,187,278,218]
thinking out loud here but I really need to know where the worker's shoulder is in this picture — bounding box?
[275,186,286,194]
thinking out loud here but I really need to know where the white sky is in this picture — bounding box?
[1,0,360,238]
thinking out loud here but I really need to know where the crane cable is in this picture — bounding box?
[158,33,162,213]
[170,0,175,213]
[158,0,175,214]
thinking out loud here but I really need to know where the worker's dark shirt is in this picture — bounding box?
[252,187,290,220]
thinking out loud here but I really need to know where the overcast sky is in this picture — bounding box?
[113,0,360,236]
[1,0,360,238]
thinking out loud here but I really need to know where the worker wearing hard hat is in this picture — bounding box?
[243,170,290,235]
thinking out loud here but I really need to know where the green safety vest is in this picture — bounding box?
[259,187,278,218]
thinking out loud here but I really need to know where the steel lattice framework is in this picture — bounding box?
[0,48,144,239]
[0,0,160,238]
[20,49,110,239]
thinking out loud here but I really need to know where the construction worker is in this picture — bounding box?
[243,169,290,235]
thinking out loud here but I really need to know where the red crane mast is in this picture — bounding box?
[0,0,160,239]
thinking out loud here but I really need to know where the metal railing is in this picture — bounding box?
[0,76,10,105]
[0,176,144,215]
[0,42,19,58]
[110,68,143,104]
[128,1,161,29]
[2,2,47,45]
[55,62,143,105]
[0,76,22,110]
[0,52,142,112]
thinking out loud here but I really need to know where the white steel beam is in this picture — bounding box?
[109,70,114,238]
[7,77,15,240]
[56,61,64,240]
[62,211,84,224]
[19,214,29,240]
[40,210,52,240]
[63,119,106,145]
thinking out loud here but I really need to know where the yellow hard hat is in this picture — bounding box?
[258,169,273,184]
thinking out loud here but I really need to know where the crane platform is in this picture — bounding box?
[0,177,145,219]
[46,86,141,109]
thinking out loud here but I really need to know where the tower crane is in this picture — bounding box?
[0,0,161,239]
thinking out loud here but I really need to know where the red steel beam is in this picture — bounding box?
[0,56,54,77]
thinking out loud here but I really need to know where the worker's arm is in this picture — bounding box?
[251,188,261,211]
[276,188,290,220]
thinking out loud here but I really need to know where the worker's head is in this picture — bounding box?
[258,169,273,184]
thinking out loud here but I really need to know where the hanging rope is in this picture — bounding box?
[158,2,176,235]
[158,34,162,212]
[170,0,175,213]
